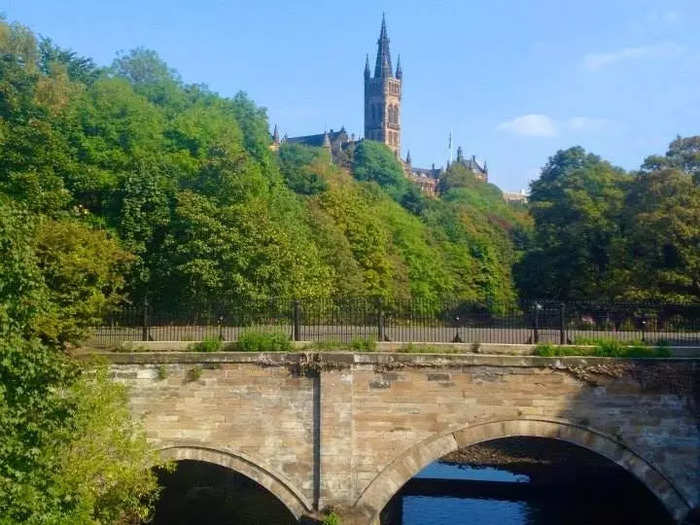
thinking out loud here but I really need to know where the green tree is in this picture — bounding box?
[641,135,700,184]
[352,140,426,212]
[516,147,627,300]
[278,143,329,195]
[0,198,165,524]
[38,37,99,84]
[33,218,133,346]
[619,167,700,301]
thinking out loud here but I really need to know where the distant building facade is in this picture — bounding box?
[451,146,488,182]
[502,189,529,204]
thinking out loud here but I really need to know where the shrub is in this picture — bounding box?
[350,337,376,352]
[236,330,292,352]
[322,512,341,525]
[188,336,222,352]
[304,337,376,352]
[398,343,461,354]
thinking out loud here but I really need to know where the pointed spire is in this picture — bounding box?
[406,149,412,165]
[374,13,393,79]
[364,54,370,80]
[322,131,331,149]
[396,55,402,80]
[272,124,280,145]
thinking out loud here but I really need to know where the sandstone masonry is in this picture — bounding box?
[106,352,700,524]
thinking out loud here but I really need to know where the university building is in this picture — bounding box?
[272,15,488,195]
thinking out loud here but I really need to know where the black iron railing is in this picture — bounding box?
[89,299,700,347]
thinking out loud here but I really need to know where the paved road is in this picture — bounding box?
[90,324,700,346]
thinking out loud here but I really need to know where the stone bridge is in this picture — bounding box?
[106,352,700,524]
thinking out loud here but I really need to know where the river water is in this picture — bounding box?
[152,459,673,524]
[388,462,673,525]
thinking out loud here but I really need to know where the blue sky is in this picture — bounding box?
[4,1,699,190]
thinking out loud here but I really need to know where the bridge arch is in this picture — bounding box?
[353,417,692,523]
[158,445,312,520]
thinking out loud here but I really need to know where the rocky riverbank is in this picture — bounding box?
[441,437,618,485]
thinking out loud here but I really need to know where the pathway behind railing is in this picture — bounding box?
[89,299,700,347]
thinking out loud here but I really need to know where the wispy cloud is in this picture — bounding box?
[497,114,558,137]
[497,115,614,138]
[582,42,684,71]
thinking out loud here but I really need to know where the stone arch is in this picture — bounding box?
[159,445,312,520]
[353,417,691,523]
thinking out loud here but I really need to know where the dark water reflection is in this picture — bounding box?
[152,460,296,525]
[391,462,674,525]
[152,459,673,525]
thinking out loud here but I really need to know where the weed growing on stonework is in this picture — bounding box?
[187,366,203,382]
[535,340,671,358]
[322,511,341,525]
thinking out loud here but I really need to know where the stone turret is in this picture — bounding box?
[364,14,402,156]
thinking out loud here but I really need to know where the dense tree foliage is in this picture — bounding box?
[517,143,700,303]
[2,16,697,310]
[0,18,526,311]
[0,22,166,524]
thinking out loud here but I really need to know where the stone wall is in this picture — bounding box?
[107,352,699,524]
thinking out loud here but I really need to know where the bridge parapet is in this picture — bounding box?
[104,351,700,524]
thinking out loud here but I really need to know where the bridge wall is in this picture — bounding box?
[108,352,699,524]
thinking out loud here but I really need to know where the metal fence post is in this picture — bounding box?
[377,297,385,342]
[293,299,301,342]
[533,303,540,344]
[559,302,566,345]
[142,296,150,342]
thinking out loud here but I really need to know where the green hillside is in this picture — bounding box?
[0,20,528,317]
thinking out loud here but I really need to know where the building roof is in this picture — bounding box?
[410,167,441,179]
[374,14,393,79]
[286,128,348,148]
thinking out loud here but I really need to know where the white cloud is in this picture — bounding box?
[497,115,615,138]
[582,42,684,71]
[497,114,558,137]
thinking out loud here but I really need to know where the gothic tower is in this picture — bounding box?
[364,14,402,156]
